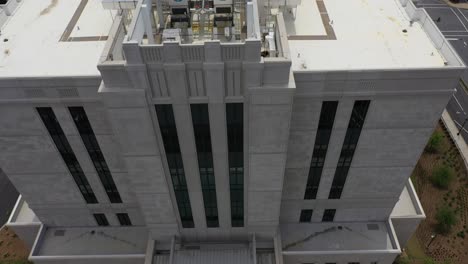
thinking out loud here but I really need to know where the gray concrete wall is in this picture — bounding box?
[280,69,461,224]
[283,252,399,264]
[391,217,423,248]
[0,77,145,228]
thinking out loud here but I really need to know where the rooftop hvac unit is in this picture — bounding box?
[162,28,182,42]
[214,0,233,6]
[170,0,189,7]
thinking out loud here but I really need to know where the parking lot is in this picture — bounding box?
[415,0,468,141]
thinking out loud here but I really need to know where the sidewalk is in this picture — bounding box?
[441,109,468,170]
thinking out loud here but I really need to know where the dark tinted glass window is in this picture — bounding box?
[191,104,219,228]
[155,105,194,228]
[322,209,336,222]
[304,101,338,199]
[226,103,244,227]
[329,101,370,199]
[37,107,97,204]
[299,209,313,222]
[116,213,132,226]
[69,107,122,203]
[94,213,109,226]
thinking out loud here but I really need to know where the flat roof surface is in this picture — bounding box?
[36,227,148,256]
[281,222,396,251]
[0,0,115,77]
[13,200,39,223]
[391,184,420,217]
[285,0,447,70]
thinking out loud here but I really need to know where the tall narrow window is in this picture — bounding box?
[299,209,313,222]
[94,213,109,226]
[191,104,219,228]
[329,100,370,199]
[304,101,338,200]
[155,105,194,228]
[226,103,244,227]
[69,107,122,203]
[37,107,98,204]
[322,209,336,222]
[116,213,132,226]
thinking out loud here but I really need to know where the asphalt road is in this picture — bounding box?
[0,169,19,227]
[415,0,468,142]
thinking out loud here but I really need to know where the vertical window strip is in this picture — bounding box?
[155,105,195,228]
[226,103,244,227]
[299,209,313,222]
[322,209,336,222]
[116,213,132,226]
[94,213,109,226]
[329,101,370,199]
[304,101,338,200]
[191,104,219,228]
[68,107,122,203]
[36,107,98,204]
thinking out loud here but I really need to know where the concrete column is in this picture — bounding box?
[172,103,207,230]
[204,62,230,229]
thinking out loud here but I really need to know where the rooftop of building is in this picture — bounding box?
[0,0,116,78]
[281,221,399,252]
[283,0,452,71]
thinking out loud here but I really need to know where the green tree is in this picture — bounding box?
[431,165,454,189]
[436,206,457,234]
[426,131,443,153]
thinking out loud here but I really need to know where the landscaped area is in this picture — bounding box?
[0,227,30,264]
[398,122,468,264]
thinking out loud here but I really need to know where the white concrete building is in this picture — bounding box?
[0,0,464,263]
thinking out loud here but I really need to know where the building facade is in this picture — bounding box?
[1,0,465,263]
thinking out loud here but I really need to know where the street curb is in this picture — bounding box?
[440,109,468,171]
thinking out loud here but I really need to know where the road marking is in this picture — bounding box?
[451,8,468,32]
[453,94,467,114]
[457,8,468,25]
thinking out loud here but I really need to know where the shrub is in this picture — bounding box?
[431,165,454,189]
[424,258,437,264]
[426,131,444,153]
[436,206,457,234]
[394,255,410,264]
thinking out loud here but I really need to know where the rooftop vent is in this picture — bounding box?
[367,224,379,231]
[57,88,79,98]
[54,230,65,236]
[184,245,201,250]
[23,88,46,98]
